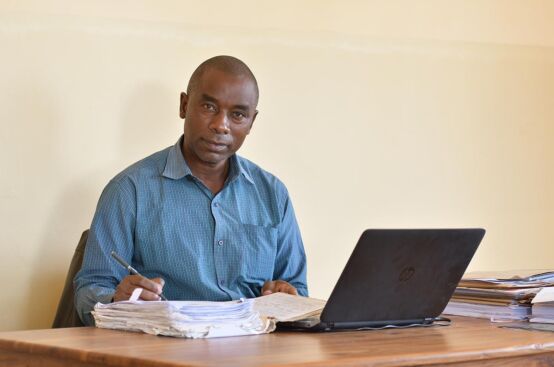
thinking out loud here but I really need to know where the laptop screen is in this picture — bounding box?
[320,228,485,326]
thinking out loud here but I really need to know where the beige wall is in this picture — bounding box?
[1,1,553,331]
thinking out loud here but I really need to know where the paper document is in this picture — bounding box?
[92,292,327,339]
[253,292,326,322]
[463,270,554,282]
[93,298,275,338]
[454,287,540,302]
[459,270,554,289]
[532,287,554,304]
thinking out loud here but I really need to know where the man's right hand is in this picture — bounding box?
[113,275,165,302]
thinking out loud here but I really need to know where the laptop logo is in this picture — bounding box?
[399,267,415,281]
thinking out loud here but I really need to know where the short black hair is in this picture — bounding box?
[186,55,259,105]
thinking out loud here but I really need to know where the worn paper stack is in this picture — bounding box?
[93,298,273,338]
[92,292,326,338]
[443,270,554,322]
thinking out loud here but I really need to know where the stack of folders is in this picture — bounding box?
[92,292,326,339]
[443,270,554,322]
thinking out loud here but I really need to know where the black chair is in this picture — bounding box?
[51,230,89,328]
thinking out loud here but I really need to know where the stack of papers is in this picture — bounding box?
[443,270,554,322]
[93,298,274,338]
[92,292,326,338]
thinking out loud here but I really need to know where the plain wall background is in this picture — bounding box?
[1,0,553,331]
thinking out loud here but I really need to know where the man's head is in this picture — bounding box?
[179,56,259,170]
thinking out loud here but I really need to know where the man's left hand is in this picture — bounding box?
[261,280,298,296]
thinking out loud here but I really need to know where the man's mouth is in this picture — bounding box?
[203,138,228,151]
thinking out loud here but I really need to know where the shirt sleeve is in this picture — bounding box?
[73,178,137,326]
[273,190,309,296]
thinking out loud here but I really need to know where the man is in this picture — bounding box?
[74,56,308,325]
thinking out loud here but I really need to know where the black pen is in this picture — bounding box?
[110,251,168,301]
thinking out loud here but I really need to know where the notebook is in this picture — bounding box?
[281,228,485,331]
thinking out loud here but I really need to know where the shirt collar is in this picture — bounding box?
[162,135,255,185]
[162,136,193,180]
[230,154,255,185]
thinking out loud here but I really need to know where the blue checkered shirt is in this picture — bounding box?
[74,136,308,325]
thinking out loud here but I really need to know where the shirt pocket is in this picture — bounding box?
[232,223,278,282]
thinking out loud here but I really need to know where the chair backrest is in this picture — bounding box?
[52,230,89,328]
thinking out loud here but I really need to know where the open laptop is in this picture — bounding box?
[281,228,485,331]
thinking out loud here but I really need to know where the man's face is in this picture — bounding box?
[180,68,258,168]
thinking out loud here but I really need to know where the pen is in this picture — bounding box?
[110,251,168,301]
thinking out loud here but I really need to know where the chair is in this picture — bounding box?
[52,230,89,328]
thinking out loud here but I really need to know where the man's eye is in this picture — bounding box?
[203,103,216,111]
[232,111,246,120]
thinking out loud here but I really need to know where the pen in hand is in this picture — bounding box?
[110,251,168,301]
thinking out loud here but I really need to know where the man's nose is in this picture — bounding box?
[209,112,230,134]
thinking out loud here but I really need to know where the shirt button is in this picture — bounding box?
[218,240,224,246]
[219,280,225,286]
[213,202,219,208]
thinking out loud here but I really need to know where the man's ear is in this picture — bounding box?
[247,110,258,135]
[179,92,188,119]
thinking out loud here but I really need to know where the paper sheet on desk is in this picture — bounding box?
[252,292,326,322]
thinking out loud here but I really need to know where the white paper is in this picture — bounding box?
[129,287,142,301]
[532,287,554,304]
[252,292,326,321]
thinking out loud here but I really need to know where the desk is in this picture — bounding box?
[1,317,554,366]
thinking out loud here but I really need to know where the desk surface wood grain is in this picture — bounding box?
[2,317,554,367]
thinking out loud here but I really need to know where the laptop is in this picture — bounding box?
[281,228,485,331]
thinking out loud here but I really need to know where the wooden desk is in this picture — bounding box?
[1,316,554,367]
